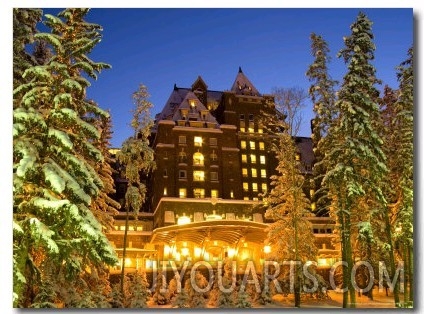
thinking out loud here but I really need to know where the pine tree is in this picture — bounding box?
[236,280,252,308]
[89,113,121,231]
[13,8,118,307]
[323,11,387,307]
[116,84,156,294]
[153,270,170,305]
[129,271,150,308]
[388,47,414,307]
[13,9,42,91]
[306,32,338,216]
[262,98,318,307]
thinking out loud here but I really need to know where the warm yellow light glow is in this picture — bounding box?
[194,247,202,257]
[125,258,132,267]
[227,248,236,258]
[311,203,316,211]
[164,246,171,257]
[194,136,202,146]
[263,245,271,254]
[213,241,218,246]
[178,215,191,225]
[181,247,189,256]
[318,258,328,266]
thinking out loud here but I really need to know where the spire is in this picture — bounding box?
[174,83,178,91]
[231,68,260,96]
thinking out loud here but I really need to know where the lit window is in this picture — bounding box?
[249,141,255,150]
[261,169,267,178]
[210,172,218,181]
[295,153,301,161]
[248,126,254,133]
[244,197,249,200]
[258,128,264,134]
[230,190,234,198]
[250,154,256,164]
[179,170,187,179]
[193,171,205,181]
[262,183,267,192]
[242,168,248,177]
[190,99,196,108]
[163,187,167,196]
[179,135,186,144]
[310,189,315,198]
[241,141,247,149]
[193,152,204,165]
[211,189,218,198]
[259,142,265,150]
[240,127,245,132]
[252,183,258,192]
[194,136,203,147]
[179,188,187,198]
[209,138,217,146]
[243,182,249,191]
[242,154,247,163]
[251,168,257,177]
[193,188,205,198]
[260,155,266,164]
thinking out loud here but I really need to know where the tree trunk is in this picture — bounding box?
[120,205,130,295]
[384,207,400,305]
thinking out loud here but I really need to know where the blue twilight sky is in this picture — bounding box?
[39,8,413,148]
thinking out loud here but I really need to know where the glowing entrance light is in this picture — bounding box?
[177,214,191,225]
[263,245,271,254]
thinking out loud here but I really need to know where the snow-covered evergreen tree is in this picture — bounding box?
[128,271,150,308]
[306,32,338,216]
[323,11,387,308]
[116,84,156,293]
[262,117,318,307]
[235,280,252,308]
[153,270,170,305]
[13,8,118,307]
[89,113,120,231]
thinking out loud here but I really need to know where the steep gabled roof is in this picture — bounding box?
[230,67,261,96]
[172,91,218,125]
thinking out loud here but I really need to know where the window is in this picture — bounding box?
[209,138,217,146]
[295,153,301,161]
[210,172,218,181]
[262,183,267,192]
[249,114,254,121]
[193,171,205,181]
[179,188,187,198]
[240,127,245,132]
[260,155,266,164]
[251,168,257,177]
[248,126,254,133]
[163,169,168,177]
[239,114,245,120]
[261,169,267,178]
[193,188,205,198]
[163,187,167,196]
[193,152,204,165]
[230,190,234,198]
[179,135,186,144]
[241,154,247,163]
[258,128,264,134]
[241,141,247,149]
[252,183,258,192]
[243,182,249,191]
[179,170,187,179]
[249,141,255,150]
[242,168,248,177]
[211,189,218,198]
[259,142,265,150]
[194,136,203,147]
[250,154,256,164]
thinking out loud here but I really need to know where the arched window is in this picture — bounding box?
[193,152,204,166]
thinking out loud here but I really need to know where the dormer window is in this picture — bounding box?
[189,99,196,108]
